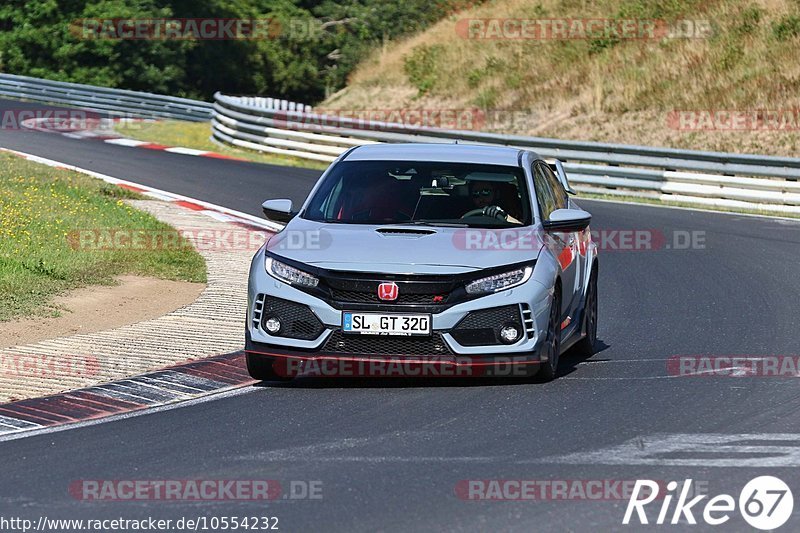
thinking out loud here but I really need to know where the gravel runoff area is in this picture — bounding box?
[0,199,270,403]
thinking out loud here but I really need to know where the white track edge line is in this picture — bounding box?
[0,147,284,232]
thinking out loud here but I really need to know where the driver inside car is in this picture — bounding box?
[467,180,522,224]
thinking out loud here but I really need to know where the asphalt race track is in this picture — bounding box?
[2,99,800,531]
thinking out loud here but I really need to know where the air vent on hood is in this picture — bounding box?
[375,227,436,236]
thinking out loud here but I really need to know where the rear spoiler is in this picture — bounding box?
[547,159,576,195]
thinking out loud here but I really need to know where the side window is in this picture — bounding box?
[320,178,343,218]
[541,163,568,210]
[532,163,556,220]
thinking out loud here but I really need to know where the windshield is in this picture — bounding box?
[302,160,531,227]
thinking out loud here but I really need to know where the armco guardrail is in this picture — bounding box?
[212,92,800,214]
[0,73,212,121]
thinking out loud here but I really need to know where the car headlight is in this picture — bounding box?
[265,256,319,288]
[465,266,533,295]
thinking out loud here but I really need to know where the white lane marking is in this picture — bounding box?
[164,147,209,156]
[136,375,208,394]
[0,415,43,429]
[239,456,506,463]
[86,385,157,404]
[122,378,194,400]
[0,415,44,435]
[544,433,800,467]
[238,431,495,463]
[142,191,178,201]
[158,370,231,390]
[104,138,149,147]
[201,210,235,222]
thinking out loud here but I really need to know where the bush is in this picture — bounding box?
[773,15,800,41]
[403,44,443,95]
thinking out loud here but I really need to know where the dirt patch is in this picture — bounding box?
[0,275,205,349]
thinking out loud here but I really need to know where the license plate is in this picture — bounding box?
[342,312,431,336]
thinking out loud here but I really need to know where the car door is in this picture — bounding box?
[533,161,579,323]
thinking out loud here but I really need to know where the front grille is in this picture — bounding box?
[329,289,448,305]
[261,296,325,340]
[451,305,522,346]
[322,330,453,356]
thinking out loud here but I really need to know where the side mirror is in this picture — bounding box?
[547,159,576,195]
[543,208,591,233]
[262,199,295,223]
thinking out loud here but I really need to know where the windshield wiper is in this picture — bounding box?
[392,221,470,228]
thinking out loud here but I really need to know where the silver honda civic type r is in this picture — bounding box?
[245,143,598,381]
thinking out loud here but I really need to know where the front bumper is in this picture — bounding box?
[247,251,553,374]
[245,343,541,379]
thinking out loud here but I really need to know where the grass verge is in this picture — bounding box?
[0,152,206,321]
[115,120,328,170]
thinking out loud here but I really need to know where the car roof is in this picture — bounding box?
[343,143,536,166]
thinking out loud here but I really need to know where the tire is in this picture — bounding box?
[246,353,293,382]
[571,266,598,358]
[535,288,562,382]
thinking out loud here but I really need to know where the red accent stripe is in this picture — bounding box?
[557,247,574,270]
[174,200,205,211]
[1,403,81,423]
[46,396,111,417]
[0,404,66,426]
[202,152,246,161]
[0,406,71,425]
[138,143,170,150]
[117,183,146,193]
[178,361,249,381]
[178,358,253,385]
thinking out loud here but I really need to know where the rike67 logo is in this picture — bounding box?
[624,476,793,529]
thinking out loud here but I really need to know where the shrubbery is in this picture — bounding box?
[0,0,474,103]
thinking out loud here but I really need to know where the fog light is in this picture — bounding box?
[264,317,281,334]
[499,324,520,344]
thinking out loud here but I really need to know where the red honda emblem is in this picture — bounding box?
[377,282,399,301]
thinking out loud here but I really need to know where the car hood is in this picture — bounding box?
[266,218,543,274]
